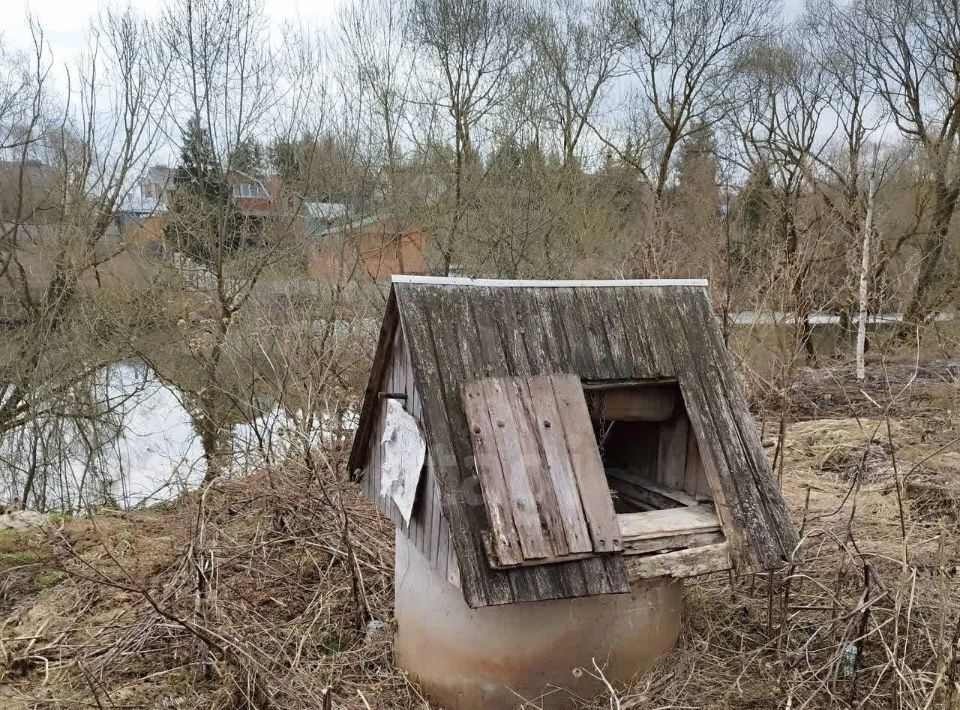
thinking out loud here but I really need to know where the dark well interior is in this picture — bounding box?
[585,381,712,514]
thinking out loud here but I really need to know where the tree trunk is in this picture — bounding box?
[856,163,877,381]
[896,181,959,341]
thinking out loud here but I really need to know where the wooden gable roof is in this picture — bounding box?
[349,276,798,608]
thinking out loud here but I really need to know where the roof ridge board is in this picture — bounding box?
[391,275,708,288]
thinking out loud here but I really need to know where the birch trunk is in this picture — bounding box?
[855,162,877,381]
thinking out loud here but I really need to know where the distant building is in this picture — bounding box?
[306,214,427,282]
[120,164,361,265]
[301,202,349,236]
[139,165,174,201]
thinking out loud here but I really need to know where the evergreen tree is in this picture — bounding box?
[172,117,228,206]
[269,137,301,186]
[732,159,776,273]
[229,138,265,176]
[675,125,720,215]
[165,116,239,264]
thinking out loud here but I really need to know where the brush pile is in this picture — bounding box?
[0,456,423,709]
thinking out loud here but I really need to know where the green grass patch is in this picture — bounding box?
[47,511,73,525]
[33,570,65,590]
[0,528,26,554]
[2,550,40,565]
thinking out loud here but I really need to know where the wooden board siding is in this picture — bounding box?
[397,285,629,607]
[461,374,616,568]
[348,280,798,608]
[650,287,798,568]
[359,325,460,588]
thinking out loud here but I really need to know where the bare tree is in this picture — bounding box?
[527,0,626,170]
[846,0,960,337]
[733,31,833,361]
[0,11,169,509]
[856,144,881,380]
[338,0,414,187]
[607,0,775,201]
[410,0,526,273]
[153,0,302,484]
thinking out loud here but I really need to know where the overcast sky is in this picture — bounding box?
[9,0,806,66]
[7,0,346,65]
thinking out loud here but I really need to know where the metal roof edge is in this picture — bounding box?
[391,275,709,288]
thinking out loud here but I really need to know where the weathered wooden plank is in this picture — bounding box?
[581,286,631,379]
[550,374,623,553]
[460,379,527,565]
[655,288,766,568]
[525,376,593,554]
[436,470,451,573]
[440,288,529,601]
[517,287,572,374]
[505,378,568,558]
[683,425,712,499]
[602,385,678,422]
[610,287,658,378]
[625,542,732,579]
[470,290,622,595]
[429,472,443,565]
[396,286,509,606]
[658,413,689,489]
[669,288,791,567]
[572,288,619,379]
[499,377,568,559]
[621,288,674,378]
[446,535,461,588]
[465,290,575,603]
[389,331,410,533]
[623,530,725,555]
[607,471,698,508]
[617,504,721,539]
[548,288,599,377]
[349,289,399,474]
[683,291,798,560]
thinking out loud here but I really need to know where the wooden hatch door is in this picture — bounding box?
[460,373,623,568]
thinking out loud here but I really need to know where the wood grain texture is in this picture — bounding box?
[617,504,721,539]
[658,413,690,489]
[460,380,525,566]
[625,542,732,579]
[550,374,624,553]
[476,378,551,561]
[607,471,698,509]
[462,374,615,566]
[601,386,678,421]
[524,376,593,554]
[684,428,712,499]
[624,530,725,555]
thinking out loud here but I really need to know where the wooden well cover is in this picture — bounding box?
[460,373,623,569]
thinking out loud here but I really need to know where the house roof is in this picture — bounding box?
[349,276,798,608]
[118,194,167,215]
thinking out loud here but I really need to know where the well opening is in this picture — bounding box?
[584,379,724,557]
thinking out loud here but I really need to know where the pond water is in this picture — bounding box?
[0,362,340,511]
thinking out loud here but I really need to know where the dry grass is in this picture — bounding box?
[0,362,957,709]
[581,364,960,710]
[0,454,426,709]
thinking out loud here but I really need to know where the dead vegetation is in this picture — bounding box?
[1,359,958,709]
[581,362,960,710]
[0,457,423,709]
